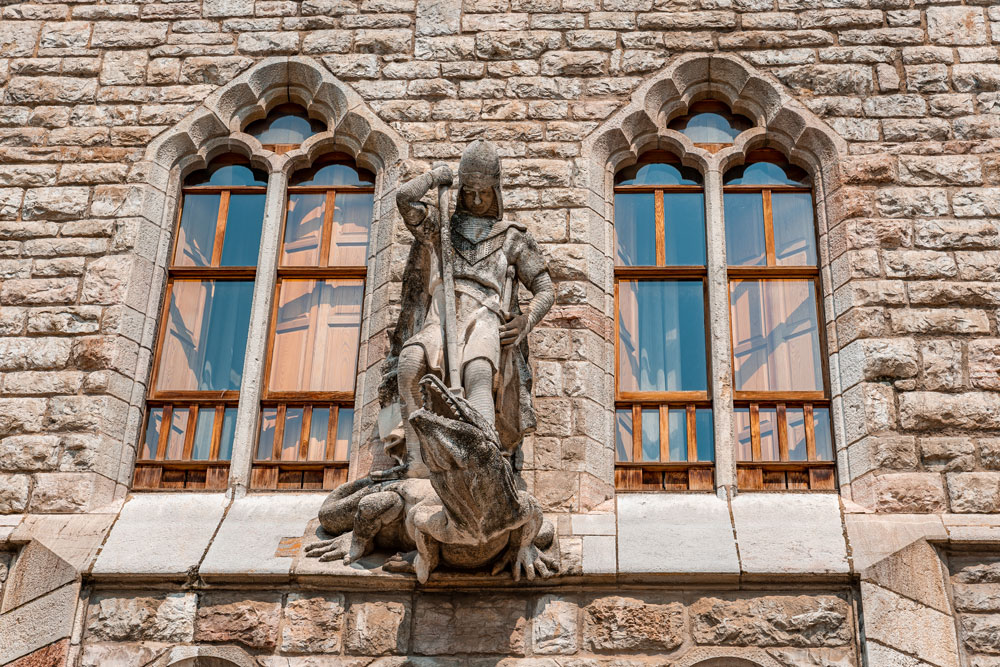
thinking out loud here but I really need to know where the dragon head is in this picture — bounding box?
[408,374,502,473]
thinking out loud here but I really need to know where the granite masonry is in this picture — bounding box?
[0,0,999,664]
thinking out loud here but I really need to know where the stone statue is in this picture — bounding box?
[306,140,559,582]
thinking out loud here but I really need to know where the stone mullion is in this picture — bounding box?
[228,170,288,497]
[703,166,736,497]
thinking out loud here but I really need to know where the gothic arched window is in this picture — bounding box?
[612,103,836,493]
[135,156,267,490]
[134,143,375,491]
[613,152,715,492]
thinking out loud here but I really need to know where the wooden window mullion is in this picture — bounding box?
[156,405,172,461]
[209,405,225,461]
[804,403,817,461]
[631,404,642,462]
[272,404,286,461]
[776,403,789,462]
[319,190,335,267]
[326,405,339,461]
[749,403,762,462]
[761,189,776,266]
[299,405,313,461]
[686,404,697,462]
[211,191,230,267]
[658,405,669,462]
[181,404,198,460]
[654,189,666,267]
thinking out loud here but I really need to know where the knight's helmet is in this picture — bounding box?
[455,139,503,220]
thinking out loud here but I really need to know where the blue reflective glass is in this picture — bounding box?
[678,112,743,143]
[156,280,254,392]
[616,162,702,186]
[641,408,659,462]
[142,408,163,459]
[696,408,714,462]
[724,193,766,266]
[724,161,808,186]
[175,194,219,267]
[787,407,808,461]
[218,408,237,461]
[614,193,655,266]
[772,193,817,266]
[664,192,706,265]
[191,409,215,461]
[220,194,265,266]
[293,163,374,187]
[668,408,686,462]
[615,409,633,461]
[208,164,267,186]
[813,407,833,460]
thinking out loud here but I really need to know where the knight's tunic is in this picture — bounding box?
[401,212,546,376]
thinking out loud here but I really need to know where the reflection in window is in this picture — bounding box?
[245,103,325,146]
[668,101,753,145]
[252,156,373,490]
[729,279,822,393]
[724,161,809,187]
[269,279,364,393]
[156,280,254,392]
[613,152,713,491]
[618,280,707,393]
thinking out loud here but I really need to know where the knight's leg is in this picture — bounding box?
[397,345,428,474]
[347,491,404,564]
[463,357,495,427]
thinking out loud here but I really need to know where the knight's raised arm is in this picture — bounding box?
[396,163,453,230]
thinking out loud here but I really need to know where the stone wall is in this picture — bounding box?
[79,586,860,665]
[950,550,1000,662]
[0,0,997,514]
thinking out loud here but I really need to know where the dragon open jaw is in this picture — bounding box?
[418,373,475,424]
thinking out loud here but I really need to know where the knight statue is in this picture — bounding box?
[306,140,560,583]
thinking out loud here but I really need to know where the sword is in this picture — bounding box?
[437,180,463,395]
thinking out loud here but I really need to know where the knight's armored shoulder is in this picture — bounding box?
[510,227,548,285]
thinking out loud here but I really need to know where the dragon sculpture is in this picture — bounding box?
[305,375,558,582]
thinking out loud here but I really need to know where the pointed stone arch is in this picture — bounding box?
[580,53,847,192]
[109,57,410,491]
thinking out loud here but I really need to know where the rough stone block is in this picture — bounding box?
[691,594,852,648]
[583,594,684,652]
[195,593,282,650]
[948,473,1000,513]
[344,596,411,655]
[280,593,344,654]
[411,594,526,655]
[532,595,578,655]
[86,592,196,643]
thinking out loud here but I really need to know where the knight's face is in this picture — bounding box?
[460,178,495,217]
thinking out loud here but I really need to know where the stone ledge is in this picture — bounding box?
[92,493,228,577]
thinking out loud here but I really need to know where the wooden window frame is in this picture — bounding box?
[613,153,714,492]
[135,164,266,490]
[725,151,836,491]
[251,157,373,491]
